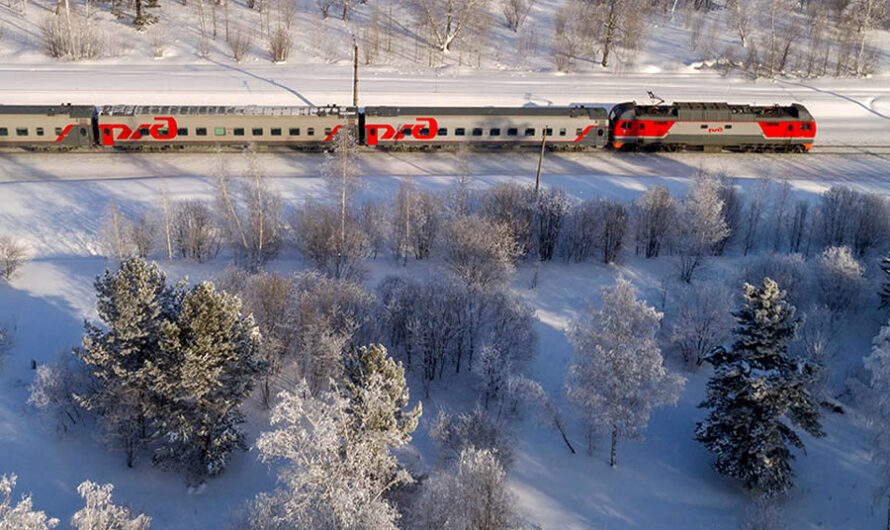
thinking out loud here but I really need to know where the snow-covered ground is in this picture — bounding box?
[2,0,890,527]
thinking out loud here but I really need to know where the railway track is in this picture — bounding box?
[809,145,890,155]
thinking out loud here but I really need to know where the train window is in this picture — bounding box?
[401,127,412,137]
[307,128,315,136]
[725,125,732,129]
[576,128,583,136]
[138,128,150,137]
[289,128,300,136]
[157,129,169,137]
[455,128,466,136]
[177,128,188,136]
[507,128,518,136]
[36,128,44,136]
[559,128,566,136]
[252,128,263,136]
[325,128,333,136]
[700,124,708,129]
[597,129,604,136]
[234,128,245,136]
[545,128,553,136]
[80,128,86,136]
[16,128,28,136]
[197,128,207,136]
[472,128,483,137]
[271,128,282,136]
[54,127,62,136]
[437,127,447,136]
[490,128,501,136]
[621,123,631,130]
[419,128,430,136]
[787,124,793,131]
[524,128,535,136]
[214,127,226,136]
[0,128,6,136]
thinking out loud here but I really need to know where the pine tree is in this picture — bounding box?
[880,252,890,308]
[74,258,180,467]
[566,276,685,465]
[152,282,264,482]
[696,278,824,497]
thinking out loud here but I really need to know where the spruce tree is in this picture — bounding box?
[696,278,824,497]
[152,282,264,482]
[75,258,179,467]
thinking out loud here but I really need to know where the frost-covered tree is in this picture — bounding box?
[74,258,180,467]
[358,200,391,260]
[70,480,151,530]
[632,185,678,259]
[567,276,685,465]
[322,124,365,278]
[815,246,864,314]
[677,173,730,282]
[171,200,221,262]
[534,187,570,262]
[668,280,734,370]
[853,192,890,256]
[817,185,859,248]
[482,183,535,259]
[152,282,264,482]
[0,474,59,529]
[443,215,518,289]
[415,447,520,530]
[0,235,30,280]
[741,253,808,309]
[561,198,629,264]
[28,354,87,434]
[863,320,890,505]
[249,346,420,530]
[696,278,824,497]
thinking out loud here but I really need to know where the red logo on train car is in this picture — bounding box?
[708,127,724,134]
[55,117,178,146]
[365,117,438,146]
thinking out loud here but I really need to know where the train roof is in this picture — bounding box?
[97,104,349,117]
[614,102,814,121]
[364,106,608,118]
[0,104,95,118]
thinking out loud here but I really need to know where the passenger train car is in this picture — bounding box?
[0,101,817,153]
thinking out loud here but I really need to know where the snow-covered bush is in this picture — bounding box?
[28,354,88,434]
[431,407,515,468]
[741,253,809,308]
[293,199,370,281]
[172,200,221,262]
[482,183,536,258]
[415,447,521,530]
[561,198,629,264]
[632,185,679,258]
[393,182,442,262]
[815,246,865,314]
[668,280,734,370]
[0,235,30,280]
[443,215,518,289]
[534,187,570,262]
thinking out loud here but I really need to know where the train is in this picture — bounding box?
[0,101,817,153]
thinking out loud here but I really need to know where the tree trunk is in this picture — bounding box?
[610,424,618,467]
[601,1,616,67]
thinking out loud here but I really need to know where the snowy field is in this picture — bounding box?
[2,0,890,528]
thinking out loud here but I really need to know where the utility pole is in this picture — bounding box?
[352,37,359,110]
[535,125,547,199]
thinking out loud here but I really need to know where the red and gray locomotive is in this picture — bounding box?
[0,100,816,153]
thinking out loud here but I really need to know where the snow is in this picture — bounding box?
[1,0,890,527]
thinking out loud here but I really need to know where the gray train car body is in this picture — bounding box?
[609,102,817,152]
[97,105,350,149]
[0,105,95,148]
[362,106,610,148]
